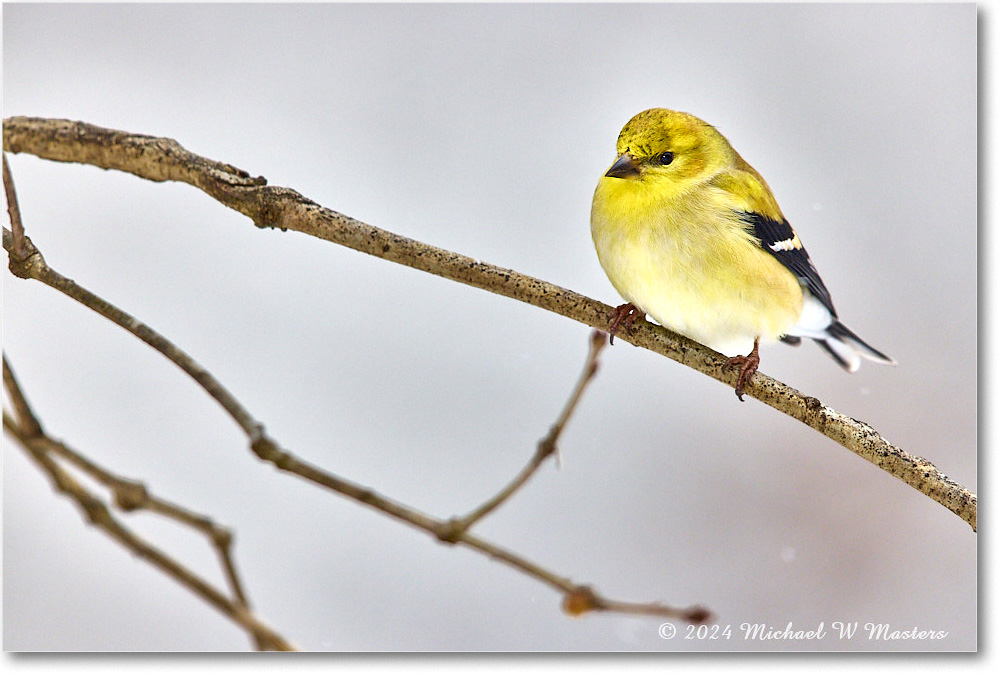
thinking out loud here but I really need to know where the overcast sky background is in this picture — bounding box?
[3,3,976,651]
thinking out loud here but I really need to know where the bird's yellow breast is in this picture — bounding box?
[590,176,804,356]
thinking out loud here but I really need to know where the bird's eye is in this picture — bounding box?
[658,152,674,166]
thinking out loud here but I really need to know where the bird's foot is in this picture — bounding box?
[608,303,644,345]
[724,337,761,402]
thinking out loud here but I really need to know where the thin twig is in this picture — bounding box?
[1,117,975,531]
[1,413,295,651]
[443,330,607,538]
[2,352,43,437]
[2,152,27,259]
[1,225,708,624]
[562,586,710,623]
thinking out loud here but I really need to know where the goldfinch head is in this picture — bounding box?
[603,108,737,197]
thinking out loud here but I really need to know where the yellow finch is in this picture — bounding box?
[591,108,894,399]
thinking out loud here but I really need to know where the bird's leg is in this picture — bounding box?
[724,337,761,402]
[607,303,644,345]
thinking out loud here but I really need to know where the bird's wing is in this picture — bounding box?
[713,166,838,317]
[740,210,837,318]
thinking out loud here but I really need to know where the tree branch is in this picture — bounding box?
[2,116,976,533]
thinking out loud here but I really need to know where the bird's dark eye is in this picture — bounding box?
[658,152,674,166]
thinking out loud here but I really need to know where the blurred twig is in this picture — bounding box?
[2,356,294,651]
[1,117,975,531]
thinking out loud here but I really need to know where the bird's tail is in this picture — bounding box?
[813,321,896,373]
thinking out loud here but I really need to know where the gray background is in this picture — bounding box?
[2,4,976,651]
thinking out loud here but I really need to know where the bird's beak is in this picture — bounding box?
[605,153,641,179]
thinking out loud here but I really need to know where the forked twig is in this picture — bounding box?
[442,330,608,538]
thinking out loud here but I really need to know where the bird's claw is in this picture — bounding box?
[724,337,761,402]
[608,303,643,345]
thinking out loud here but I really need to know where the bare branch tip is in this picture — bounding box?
[685,605,713,624]
[589,329,608,350]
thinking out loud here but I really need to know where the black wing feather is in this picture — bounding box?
[740,211,837,318]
